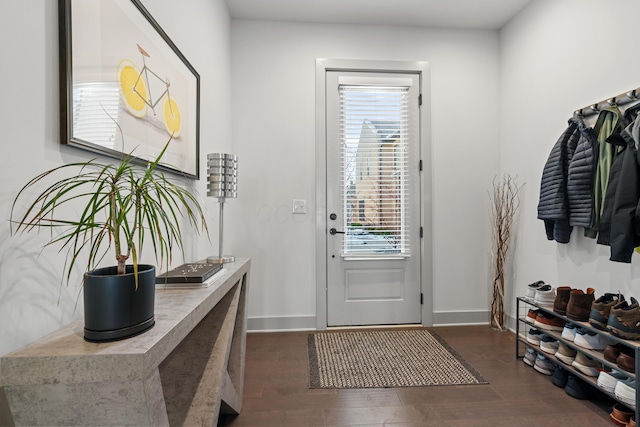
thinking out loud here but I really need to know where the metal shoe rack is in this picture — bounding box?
[516,297,640,420]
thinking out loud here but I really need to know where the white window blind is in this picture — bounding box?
[73,82,120,147]
[339,85,410,255]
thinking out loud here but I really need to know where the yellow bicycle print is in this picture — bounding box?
[116,44,182,137]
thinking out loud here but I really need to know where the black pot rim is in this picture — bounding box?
[85,264,155,278]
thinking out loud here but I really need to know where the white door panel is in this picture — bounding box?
[345,267,405,301]
[326,70,421,326]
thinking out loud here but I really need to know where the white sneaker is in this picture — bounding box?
[615,377,636,406]
[534,353,555,375]
[523,347,536,367]
[526,280,545,300]
[555,342,577,365]
[534,285,555,307]
[598,370,628,393]
[526,328,542,346]
[573,328,610,351]
[561,323,577,342]
[571,351,601,377]
[539,335,559,355]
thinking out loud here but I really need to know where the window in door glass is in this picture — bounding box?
[339,85,410,255]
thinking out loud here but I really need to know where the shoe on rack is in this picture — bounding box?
[609,402,634,427]
[553,286,573,315]
[614,377,636,407]
[566,288,596,321]
[565,375,595,400]
[617,351,636,374]
[598,370,628,394]
[607,297,640,340]
[523,346,536,367]
[571,351,601,377]
[561,322,577,342]
[555,342,577,365]
[604,343,630,364]
[526,328,542,346]
[525,309,539,324]
[573,327,610,350]
[534,311,565,331]
[551,366,568,388]
[533,353,555,376]
[525,280,545,300]
[590,293,624,331]
[539,334,559,355]
[534,285,555,307]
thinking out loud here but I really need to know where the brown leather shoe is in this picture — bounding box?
[566,288,595,321]
[525,309,539,324]
[604,343,628,363]
[533,311,565,331]
[610,403,634,427]
[553,286,573,315]
[617,351,636,373]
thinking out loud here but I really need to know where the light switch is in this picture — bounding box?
[292,199,307,214]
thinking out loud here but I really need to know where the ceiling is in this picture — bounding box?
[224,0,533,30]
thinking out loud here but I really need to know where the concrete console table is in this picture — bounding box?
[0,258,250,426]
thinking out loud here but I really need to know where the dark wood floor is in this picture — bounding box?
[218,325,614,426]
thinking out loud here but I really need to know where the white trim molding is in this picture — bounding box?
[315,58,433,330]
[247,315,317,332]
[432,310,490,326]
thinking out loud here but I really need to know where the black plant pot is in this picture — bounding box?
[83,264,156,342]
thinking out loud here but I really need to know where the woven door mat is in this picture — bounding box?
[308,328,488,389]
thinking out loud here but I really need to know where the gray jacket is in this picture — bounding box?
[537,118,583,243]
[567,119,597,228]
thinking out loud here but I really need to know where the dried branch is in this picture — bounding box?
[489,174,523,330]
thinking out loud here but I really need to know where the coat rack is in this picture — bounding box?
[574,86,640,118]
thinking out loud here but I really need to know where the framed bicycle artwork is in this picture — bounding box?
[59,0,200,179]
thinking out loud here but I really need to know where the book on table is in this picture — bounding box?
[156,262,223,284]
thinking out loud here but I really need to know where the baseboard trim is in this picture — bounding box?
[248,311,492,332]
[247,315,316,332]
[432,310,490,326]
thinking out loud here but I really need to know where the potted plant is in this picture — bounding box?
[10,135,208,342]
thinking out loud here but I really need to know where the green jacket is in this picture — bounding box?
[586,106,622,238]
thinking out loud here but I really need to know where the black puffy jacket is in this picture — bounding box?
[567,120,597,228]
[537,118,583,243]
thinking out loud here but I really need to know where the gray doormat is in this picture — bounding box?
[308,328,488,389]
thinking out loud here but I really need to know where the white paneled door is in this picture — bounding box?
[325,71,422,326]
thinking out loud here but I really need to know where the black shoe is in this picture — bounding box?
[565,375,594,399]
[552,366,568,388]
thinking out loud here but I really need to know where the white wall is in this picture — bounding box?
[501,0,640,317]
[0,0,231,356]
[230,21,502,327]
[11,0,617,352]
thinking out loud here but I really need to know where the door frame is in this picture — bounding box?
[315,58,433,330]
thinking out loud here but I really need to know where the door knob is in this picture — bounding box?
[329,213,337,220]
[329,228,345,235]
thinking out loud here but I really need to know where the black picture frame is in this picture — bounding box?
[59,0,200,179]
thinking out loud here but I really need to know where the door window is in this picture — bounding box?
[339,85,411,255]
